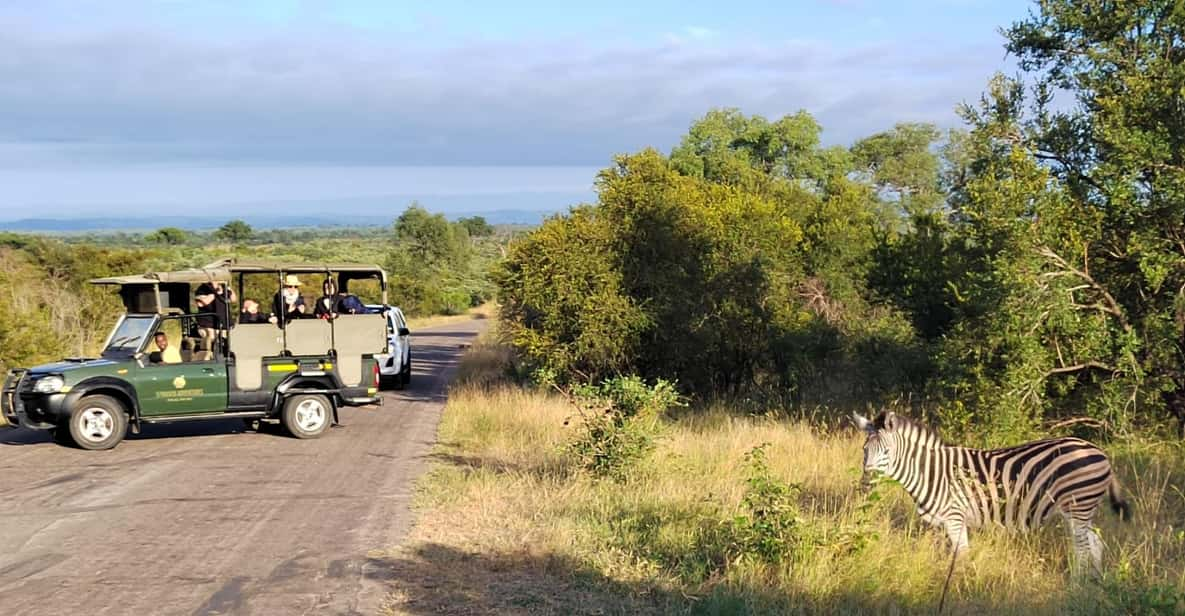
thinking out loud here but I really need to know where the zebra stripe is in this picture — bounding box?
[853,411,1130,575]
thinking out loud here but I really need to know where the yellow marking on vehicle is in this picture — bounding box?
[59,385,72,393]
[322,362,334,370]
[117,369,128,375]
[267,364,298,373]
[367,387,377,395]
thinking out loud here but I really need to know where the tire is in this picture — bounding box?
[67,395,128,451]
[378,373,397,390]
[399,353,412,388]
[281,394,332,439]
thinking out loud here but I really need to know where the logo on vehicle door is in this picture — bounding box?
[173,375,187,389]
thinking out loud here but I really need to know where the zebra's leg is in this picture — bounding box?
[943,515,969,554]
[1065,513,1103,577]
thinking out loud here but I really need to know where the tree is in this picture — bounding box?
[964,1,1185,434]
[392,204,467,269]
[457,216,494,237]
[215,220,253,243]
[145,227,188,245]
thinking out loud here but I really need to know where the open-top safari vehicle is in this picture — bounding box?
[2,259,390,450]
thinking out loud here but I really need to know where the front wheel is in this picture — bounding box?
[67,395,128,450]
[281,394,332,439]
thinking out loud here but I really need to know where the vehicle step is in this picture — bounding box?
[139,410,268,424]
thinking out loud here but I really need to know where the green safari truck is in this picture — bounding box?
[2,259,388,450]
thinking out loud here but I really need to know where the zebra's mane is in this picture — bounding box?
[874,411,946,445]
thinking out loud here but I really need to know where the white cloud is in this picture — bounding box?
[0,20,1011,167]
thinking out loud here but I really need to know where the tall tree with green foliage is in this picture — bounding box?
[456,216,494,237]
[215,219,254,243]
[145,227,188,245]
[1000,0,1185,434]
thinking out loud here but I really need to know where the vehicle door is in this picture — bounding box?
[135,316,229,416]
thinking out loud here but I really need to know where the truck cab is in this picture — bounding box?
[2,259,390,450]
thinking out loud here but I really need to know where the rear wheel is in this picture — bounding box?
[399,353,412,388]
[67,395,128,450]
[378,372,397,390]
[281,394,331,439]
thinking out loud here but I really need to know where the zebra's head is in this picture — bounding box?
[853,411,900,489]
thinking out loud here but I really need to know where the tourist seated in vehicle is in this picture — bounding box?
[195,282,235,360]
[149,332,182,364]
[334,286,367,315]
[272,275,307,325]
[239,299,274,324]
[314,279,339,320]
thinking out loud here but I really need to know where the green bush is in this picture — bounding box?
[730,443,816,565]
[562,375,681,481]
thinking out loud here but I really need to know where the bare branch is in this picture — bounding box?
[1047,417,1105,431]
[1036,246,1132,332]
[1044,361,1120,378]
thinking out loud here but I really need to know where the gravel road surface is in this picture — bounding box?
[0,319,484,616]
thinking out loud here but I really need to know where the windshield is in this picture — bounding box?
[102,315,157,355]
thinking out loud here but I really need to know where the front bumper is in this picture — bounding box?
[4,369,74,429]
[1,382,68,430]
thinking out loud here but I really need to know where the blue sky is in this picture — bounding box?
[0,0,1034,219]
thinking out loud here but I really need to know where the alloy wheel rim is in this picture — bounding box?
[295,399,326,432]
[78,407,115,442]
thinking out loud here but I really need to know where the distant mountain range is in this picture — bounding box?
[0,210,555,233]
[0,191,587,232]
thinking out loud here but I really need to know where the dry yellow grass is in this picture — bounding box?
[379,339,1185,615]
[405,302,496,330]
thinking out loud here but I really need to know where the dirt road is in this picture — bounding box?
[0,319,484,616]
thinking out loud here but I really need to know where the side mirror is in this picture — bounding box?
[398,327,411,336]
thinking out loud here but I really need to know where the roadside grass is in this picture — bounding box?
[405,302,496,331]
[380,340,1185,615]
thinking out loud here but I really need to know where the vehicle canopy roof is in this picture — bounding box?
[90,258,387,285]
[90,258,387,314]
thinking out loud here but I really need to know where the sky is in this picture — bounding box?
[0,0,1034,220]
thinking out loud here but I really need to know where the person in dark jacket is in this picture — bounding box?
[314,279,338,320]
[195,282,235,360]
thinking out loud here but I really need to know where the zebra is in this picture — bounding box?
[852,410,1130,575]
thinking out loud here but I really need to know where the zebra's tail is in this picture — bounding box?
[1108,476,1132,522]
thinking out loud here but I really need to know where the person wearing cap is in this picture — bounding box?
[272,274,307,326]
[195,281,235,360]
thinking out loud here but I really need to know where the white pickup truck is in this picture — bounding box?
[368,305,411,389]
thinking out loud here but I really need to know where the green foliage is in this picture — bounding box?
[456,215,494,237]
[730,443,814,565]
[385,203,495,316]
[214,219,254,243]
[500,119,925,404]
[495,206,648,380]
[145,227,188,245]
[562,375,681,481]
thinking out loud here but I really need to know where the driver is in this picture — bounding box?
[151,332,182,364]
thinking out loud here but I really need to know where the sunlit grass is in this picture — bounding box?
[406,302,496,330]
[386,343,1185,615]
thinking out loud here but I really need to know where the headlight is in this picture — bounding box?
[33,376,65,394]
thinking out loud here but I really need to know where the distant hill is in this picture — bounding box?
[0,209,556,233]
[0,191,585,232]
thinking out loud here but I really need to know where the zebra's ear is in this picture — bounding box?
[852,413,874,433]
[883,411,899,431]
